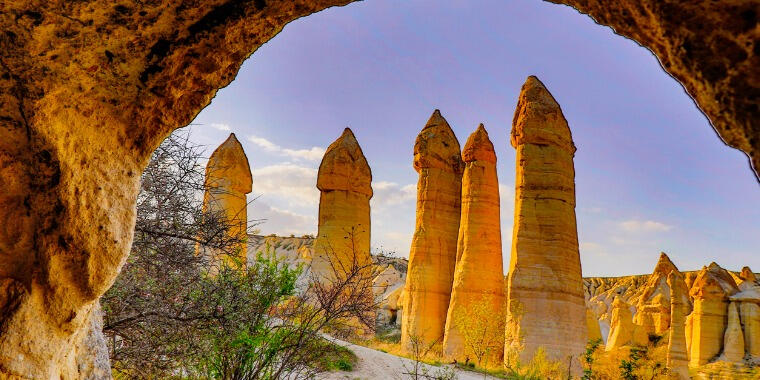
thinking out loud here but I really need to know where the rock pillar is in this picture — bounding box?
[401,110,464,354]
[740,302,760,358]
[311,128,373,280]
[505,76,586,364]
[666,271,689,380]
[442,124,505,366]
[723,301,745,363]
[586,309,602,342]
[202,133,253,267]
[689,263,738,366]
[606,297,635,351]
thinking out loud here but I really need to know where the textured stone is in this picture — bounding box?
[442,124,504,364]
[311,128,373,280]
[202,133,253,267]
[401,110,464,353]
[634,253,688,335]
[689,263,739,366]
[505,76,586,365]
[586,308,602,342]
[667,271,689,380]
[606,297,635,351]
[0,1,352,377]
[739,302,760,358]
[1,0,757,377]
[548,0,760,179]
[723,301,745,363]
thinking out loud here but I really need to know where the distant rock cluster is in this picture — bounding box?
[585,252,760,374]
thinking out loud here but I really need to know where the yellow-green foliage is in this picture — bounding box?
[453,295,506,369]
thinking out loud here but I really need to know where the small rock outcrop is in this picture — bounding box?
[202,133,253,267]
[442,125,505,364]
[666,271,689,380]
[689,262,739,366]
[586,308,603,342]
[606,297,635,351]
[634,253,685,334]
[723,301,745,363]
[401,110,464,353]
[505,76,586,364]
[311,128,373,280]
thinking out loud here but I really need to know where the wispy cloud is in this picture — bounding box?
[619,219,674,233]
[248,135,325,161]
[210,123,232,131]
[252,163,319,207]
[371,181,416,207]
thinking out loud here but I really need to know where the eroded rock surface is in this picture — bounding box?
[312,128,373,279]
[1,0,757,377]
[548,0,760,178]
[442,124,504,365]
[667,271,689,380]
[0,1,351,377]
[202,133,253,266]
[401,110,464,354]
[689,263,739,366]
[505,76,586,364]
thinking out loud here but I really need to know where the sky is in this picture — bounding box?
[186,0,760,277]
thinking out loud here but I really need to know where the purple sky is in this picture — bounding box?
[188,0,759,276]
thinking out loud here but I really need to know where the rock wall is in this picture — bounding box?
[505,76,586,364]
[667,271,689,379]
[401,110,464,354]
[442,125,505,365]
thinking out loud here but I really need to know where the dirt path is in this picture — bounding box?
[317,339,498,380]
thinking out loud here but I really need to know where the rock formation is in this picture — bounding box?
[634,253,684,334]
[606,297,635,351]
[311,128,373,280]
[0,0,756,377]
[401,110,464,353]
[202,133,253,267]
[689,262,739,366]
[586,308,603,342]
[442,124,505,364]
[739,302,760,358]
[723,301,745,363]
[667,270,689,380]
[505,76,586,364]
[546,0,760,179]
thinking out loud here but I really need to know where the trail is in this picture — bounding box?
[317,338,498,380]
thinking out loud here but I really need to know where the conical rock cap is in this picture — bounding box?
[414,109,464,173]
[462,124,496,163]
[317,128,373,197]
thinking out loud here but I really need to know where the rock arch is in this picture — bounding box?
[0,0,756,377]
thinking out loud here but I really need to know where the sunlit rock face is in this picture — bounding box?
[688,262,739,366]
[442,125,505,365]
[548,0,760,179]
[202,133,252,267]
[723,301,745,363]
[0,0,757,377]
[586,308,602,342]
[667,270,689,380]
[634,252,690,335]
[311,128,373,280]
[401,110,464,354]
[0,1,352,377]
[606,297,635,351]
[505,76,586,365]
